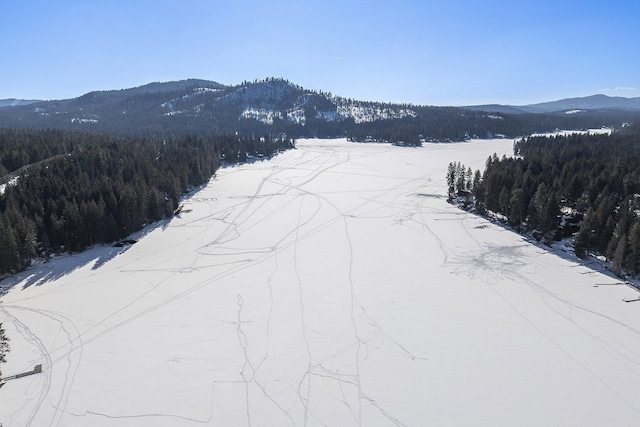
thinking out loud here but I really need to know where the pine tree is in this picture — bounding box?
[446,162,456,201]
[611,235,626,277]
[574,207,595,258]
[499,186,510,217]
[0,322,9,378]
[0,214,19,274]
[508,188,526,226]
[625,221,640,274]
[472,170,484,213]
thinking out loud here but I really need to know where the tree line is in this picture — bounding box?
[0,128,294,275]
[448,123,640,277]
[345,109,640,146]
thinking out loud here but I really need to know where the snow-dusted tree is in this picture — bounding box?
[446,162,456,201]
[0,323,9,377]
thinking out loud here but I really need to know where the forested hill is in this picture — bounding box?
[464,94,640,114]
[0,128,294,275]
[1,78,639,143]
[448,123,640,277]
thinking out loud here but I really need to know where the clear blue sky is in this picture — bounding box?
[1,0,639,106]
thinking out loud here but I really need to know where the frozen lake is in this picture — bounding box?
[1,138,640,426]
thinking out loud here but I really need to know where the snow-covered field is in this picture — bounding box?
[1,138,640,426]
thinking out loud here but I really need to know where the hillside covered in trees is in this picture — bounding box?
[448,123,640,278]
[2,78,639,144]
[0,128,293,275]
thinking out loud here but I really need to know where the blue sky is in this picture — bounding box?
[1,0,639,106]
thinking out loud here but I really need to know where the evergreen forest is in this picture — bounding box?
[447,123,640,278]
[0,128,294,275]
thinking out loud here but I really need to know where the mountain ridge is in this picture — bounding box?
[0,98,41,108]
[464,93,640,114]
[0,78,428,134]
[4,80,640,114]
[1,78,639,141]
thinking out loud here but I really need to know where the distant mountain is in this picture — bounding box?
[465,94,640,115]
[520,94,640,114]
[0,98,41,108]
[1,79,638,142]
[0,78,426,138]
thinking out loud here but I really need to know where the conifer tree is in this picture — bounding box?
[0,323,9,378]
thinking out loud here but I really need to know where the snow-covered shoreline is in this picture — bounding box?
[1,138,639,426]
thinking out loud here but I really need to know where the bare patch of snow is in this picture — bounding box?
[531,128,613,137]
[337,103,416,123]
[240,107,283,124]
[0,177,18,194]
[285,107,305,125]
[70,118,98,124]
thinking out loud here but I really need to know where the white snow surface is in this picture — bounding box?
[336,104,417,124]
[240,102,417,125]
[240,107,283,124]
[530,128,613,137]
[71,118,98,124]
[1,138,640,426]
[0,177,18,195]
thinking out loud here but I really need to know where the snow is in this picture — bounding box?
[0,177,18,195]
[1,138,640,426]
[336,104,417,124]
[238,99,420,125]
[193,87,221,94]
[162,110,185,116]
[530,128,613,137]
[239,107,306,125]
[285,107,306,125]
[240,107,283,124]
[71,118,98,124]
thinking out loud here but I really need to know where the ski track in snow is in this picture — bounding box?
[1,138,640,426]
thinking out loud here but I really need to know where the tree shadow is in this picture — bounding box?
[1,246,128,293]
[472,212,633,286]
[0,219,172,295]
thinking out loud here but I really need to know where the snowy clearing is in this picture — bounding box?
[530,127,613,137]
[1,138,640,426]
